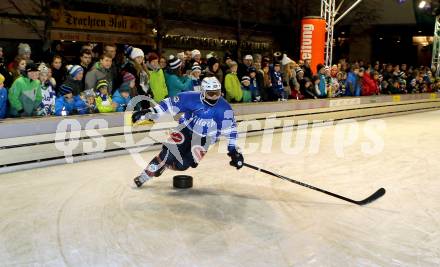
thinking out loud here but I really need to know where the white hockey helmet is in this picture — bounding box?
[201,77,222,105]
[201,76,221,91]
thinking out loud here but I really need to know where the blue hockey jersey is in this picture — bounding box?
[153,91,238,152]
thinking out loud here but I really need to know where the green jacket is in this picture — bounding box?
[225,72,242,102]
[95,95,115,113]
[149,69,168,103]
[8,76,42,116]
[241,85,252,103]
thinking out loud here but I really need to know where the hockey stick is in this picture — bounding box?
[243,163,385,206]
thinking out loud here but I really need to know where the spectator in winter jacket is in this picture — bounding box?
[316,64,328,98]
[36,63,56,116]
[361,70,379,96]
[241,76,252,103]
[0,47,13,89]
[103,44,119,87]
[301,77,319,99]
[8,63,42,117]
[146,52,168,103]
[63,65,84,96]
[382,64,394,81]
[238,54,253,79]
[271,62,286,101]
[164,55,192,97]
[85,53,113,93]
[345,66,361,96]
[159,56,167,70]
[432,77,440,92]
[51,55,66,94]
[302,59,313,79]
[337,71,347,96]
[120,72,136,97]
[112,83,131,112]
[189,49,203,72]
[329,66,341,97]
[284,62,301,99]
[95,79,116,113]
[261,62,274,101]
[17,43,33,64]
[312,75,323,98]
[0,74,7,119]
[296,67,307,98]
[78,89,97,114]
[248,67,262,101]
[77,49,93,81]
[9,56,27,82]
[204,57,224,85]
[55,84,86,116]
[190,62,202,91]
[121,48,149,109]
[224,61,242,103]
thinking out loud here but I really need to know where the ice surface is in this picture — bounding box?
[1,110,439,267]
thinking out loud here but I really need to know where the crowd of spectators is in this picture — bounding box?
[0,42,439,119]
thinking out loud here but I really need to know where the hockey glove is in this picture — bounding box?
[132,107,155,124]
[228,148,244,170]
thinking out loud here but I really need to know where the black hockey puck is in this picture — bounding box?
[173,175,193,189]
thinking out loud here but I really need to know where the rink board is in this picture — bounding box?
[1,93,439,173]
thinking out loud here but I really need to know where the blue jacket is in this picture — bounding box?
[153,91,238,152]
[55,95,86,116]
[164,72,193,97]
[0,87,7,119]
[271,71,283,92]
[112,90,131,112]
[345,72,361,96]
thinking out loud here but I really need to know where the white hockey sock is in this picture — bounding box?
[138,171,152,183]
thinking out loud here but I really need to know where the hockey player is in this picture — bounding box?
[131,77,244,187]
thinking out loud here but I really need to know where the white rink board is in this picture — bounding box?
[0,110,439,266]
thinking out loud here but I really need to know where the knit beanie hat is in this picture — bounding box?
[119,83,131,93]
[130,48,144,60]
[60,84,73,95]
[67,65,84,78]
[18,43,31,55]
[191,49,201,58]
[83,89,96,98]
[192,62,201,72]
[241,76,251,83]
[244,55,253,60]
[248,66,257,74]
[96,79,109,91]
[38,63,49,75]
[123,72,136,83]
[168,55,182,70]
[295,67,304,75]
[124,45,133,56]
[206,52,215,59]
